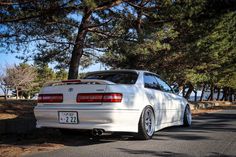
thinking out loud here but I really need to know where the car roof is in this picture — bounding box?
[85,69,161,77]
[86,69,149,75]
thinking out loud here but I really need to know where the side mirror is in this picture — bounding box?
[171,84,179,94]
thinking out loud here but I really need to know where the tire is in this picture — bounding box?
[137,106,155,140]
[183,105,192,126]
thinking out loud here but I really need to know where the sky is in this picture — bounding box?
[0,53,105,72]
[0,53,21,67]
[0,53,106,95]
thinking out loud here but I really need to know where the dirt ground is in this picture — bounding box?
[0,128,85,157]
[191,101,236,115]
[0,100,36,120]
[0,143,63,157]
[0,100,235,157]
[0,128,102,157]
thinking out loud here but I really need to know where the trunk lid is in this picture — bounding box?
[39,79,113,105]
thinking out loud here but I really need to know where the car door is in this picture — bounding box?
[143,73,167,125]
[154,76,182,123]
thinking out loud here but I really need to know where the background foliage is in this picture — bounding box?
[0,0,236,101]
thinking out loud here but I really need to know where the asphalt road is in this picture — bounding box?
[25,110,236,157]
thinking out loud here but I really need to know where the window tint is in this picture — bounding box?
[155,76,172,93]
[84,72,138,84]
[144,74,161,90]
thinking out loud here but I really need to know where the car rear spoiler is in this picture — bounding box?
[44,79,115,87]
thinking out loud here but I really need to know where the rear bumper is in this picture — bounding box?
[34,106,140,133]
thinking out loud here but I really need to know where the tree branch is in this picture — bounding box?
[0,0,34,6]
[86,18,113,29]
[126,1,159,10]
[0,14,42,24]
[88,28,137,43]
[94,0,124,11]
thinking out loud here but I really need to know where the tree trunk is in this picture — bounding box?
[200,84,206,101]
[184,83,194,100]
[207,83,214,101]
[136,9,144,42]
[221,87,228,101]
[224,87,229,101]
[229,88,233,102]
[216,87,221,100]
[68,8,92,79]
[194,90,197,101]
[16,87,19,100]
[4,88,8,100]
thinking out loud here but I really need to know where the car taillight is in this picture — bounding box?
[38,94,63,103]
[102,93,123,102]
[77,93,103,102]
[77,93,122,103]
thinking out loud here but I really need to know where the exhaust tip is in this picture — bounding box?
[92,129,104,136]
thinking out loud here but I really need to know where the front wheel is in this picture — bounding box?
[137,106,155,140]
[183,105,192,126]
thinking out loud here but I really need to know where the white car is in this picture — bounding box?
[34,70,191,140]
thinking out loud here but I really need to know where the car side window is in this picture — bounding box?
[144,74,161,90]
[154,76,172,93]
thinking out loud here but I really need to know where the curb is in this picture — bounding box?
[189,101,233,110]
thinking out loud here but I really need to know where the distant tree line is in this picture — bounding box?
[0,63,67,99]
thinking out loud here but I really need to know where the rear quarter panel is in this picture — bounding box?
[104,84,145,110]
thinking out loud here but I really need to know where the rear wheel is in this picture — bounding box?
[183,105,192,126]
[137,106,155,140]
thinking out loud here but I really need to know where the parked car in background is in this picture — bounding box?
[34,70,191,140]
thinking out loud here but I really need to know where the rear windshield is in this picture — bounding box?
[84,72,138,84]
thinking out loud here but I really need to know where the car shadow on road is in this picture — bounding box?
[1,112,236,153]
[0,128,142,148]
[162,113,236,133]
[150,112,236,143]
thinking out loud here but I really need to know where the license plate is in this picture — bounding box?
[58,111,78,124]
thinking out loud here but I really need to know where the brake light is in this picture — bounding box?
[77,93,103,102]
[38,94,63,103]
[77,93,122,103]
[102,93,123,102]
